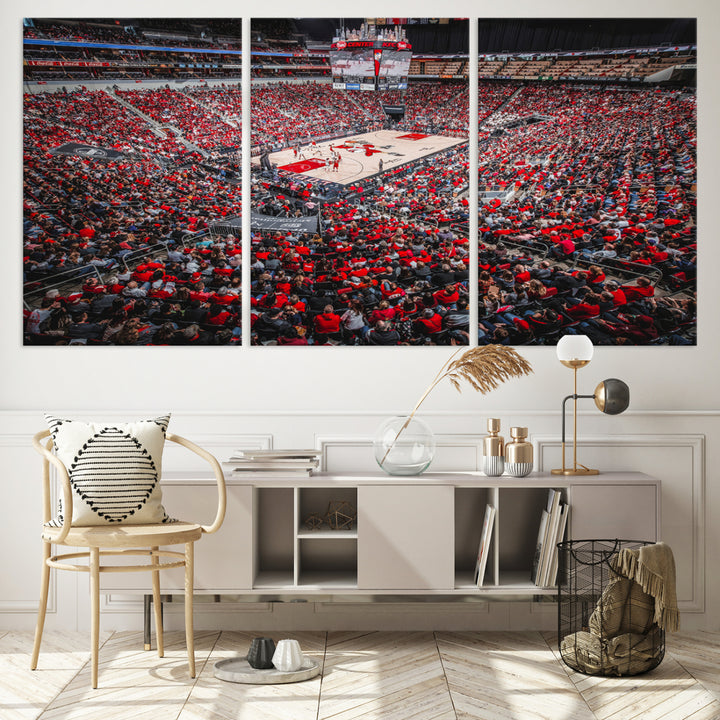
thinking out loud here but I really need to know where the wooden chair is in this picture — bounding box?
[30,430,226,688]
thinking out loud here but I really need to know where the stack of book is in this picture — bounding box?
[531,489,569,588]
[222,449,321,476]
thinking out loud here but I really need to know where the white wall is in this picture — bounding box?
[4,0,719,632]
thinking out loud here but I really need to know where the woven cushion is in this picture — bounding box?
[45,414,172,526]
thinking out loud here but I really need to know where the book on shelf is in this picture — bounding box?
[230,467,315,477]
[538,489,562,587]
[474,504,496,587]
[532,489,567,587]
[546,503,569,587]
[531,509,549,585]
[222,459,319,470]
[223,449,321,476]
[229,449,320,460]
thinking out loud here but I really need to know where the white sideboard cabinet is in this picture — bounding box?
[100,471,660,597]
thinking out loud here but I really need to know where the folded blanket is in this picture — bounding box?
[589,576,655,637]
[561,627,664,676]
[612,542,679,632]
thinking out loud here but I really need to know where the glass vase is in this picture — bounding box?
[373,415,436,476]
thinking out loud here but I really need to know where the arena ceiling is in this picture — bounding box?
[477,18,696,54]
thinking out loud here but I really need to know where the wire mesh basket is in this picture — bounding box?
[557,539,665,676]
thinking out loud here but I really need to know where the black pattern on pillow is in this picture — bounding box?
[45,414,174,526]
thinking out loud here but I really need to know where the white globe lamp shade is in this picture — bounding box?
[556,335,594,369]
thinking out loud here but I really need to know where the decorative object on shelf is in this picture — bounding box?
[375,346,533,475]
[373,415,436,476]
[482,418,505,476]
[272,639,305,673]
[304,513,325,531]
[552,335,630,476]
[247,637,276,669]
[325,500,356,530]
[505,426,533,477]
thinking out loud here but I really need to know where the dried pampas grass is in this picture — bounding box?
[444,346,533,395]
[381,345,533,466]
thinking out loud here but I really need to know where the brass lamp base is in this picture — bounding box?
[551,467,599,476]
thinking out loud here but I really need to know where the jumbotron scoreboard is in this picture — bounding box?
[330,40,411,91]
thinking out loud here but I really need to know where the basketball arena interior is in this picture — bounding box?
[22,18,696,346]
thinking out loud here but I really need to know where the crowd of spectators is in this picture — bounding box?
[116,87,240,151]
[23,19,244,83]
[24,86,243,345]
[24,18,244,48]
[472,82,696,345]
[250,218,471,346]
[250,79,471,345]
[251,81,468,151]
[249,80,695,346]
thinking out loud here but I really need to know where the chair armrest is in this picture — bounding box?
[166,433,226,534]
[32,429,73,544]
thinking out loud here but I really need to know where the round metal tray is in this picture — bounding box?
[214,656,321,684]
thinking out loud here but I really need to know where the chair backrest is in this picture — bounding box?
[33,429,226,543]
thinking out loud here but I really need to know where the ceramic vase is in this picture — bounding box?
[505,426,533,477]
[272,638,304,672]
[247,637,276,669]
[482,418,505,476]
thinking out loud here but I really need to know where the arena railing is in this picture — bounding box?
[570,255,663,287]
[120,241,171,273]
[493,238,550,261]
[24,236,183,310]
[23,265,105,310]
[450,222,469,238]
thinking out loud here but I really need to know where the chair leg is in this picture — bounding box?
[184,542,195,678]
[90,547,100,689]
[31,543,52,671]
[151,547,164,658]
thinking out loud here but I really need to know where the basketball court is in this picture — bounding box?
[256,129,467,186]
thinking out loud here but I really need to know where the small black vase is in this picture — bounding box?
[247,637,275,669]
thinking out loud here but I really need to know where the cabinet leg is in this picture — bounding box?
[144,594,151,650]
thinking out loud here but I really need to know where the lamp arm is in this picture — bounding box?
[560,393,596,444]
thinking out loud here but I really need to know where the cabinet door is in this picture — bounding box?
[100,483,254,593]
[570,484,658,542]
[357,485,453,590]
[167,484,254,591]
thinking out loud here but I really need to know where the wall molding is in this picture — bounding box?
[4,409,720,421]
[534,433,705,613]
[316,433,483,471]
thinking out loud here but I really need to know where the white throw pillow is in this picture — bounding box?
[45,414,173,526]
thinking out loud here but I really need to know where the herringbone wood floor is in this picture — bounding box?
[1,630,718,720]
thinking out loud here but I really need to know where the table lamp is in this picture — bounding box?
[552,335,630,475]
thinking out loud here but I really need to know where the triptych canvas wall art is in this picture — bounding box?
[22,17,696,346]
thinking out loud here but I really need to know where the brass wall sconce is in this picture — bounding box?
[552,335,630,476]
